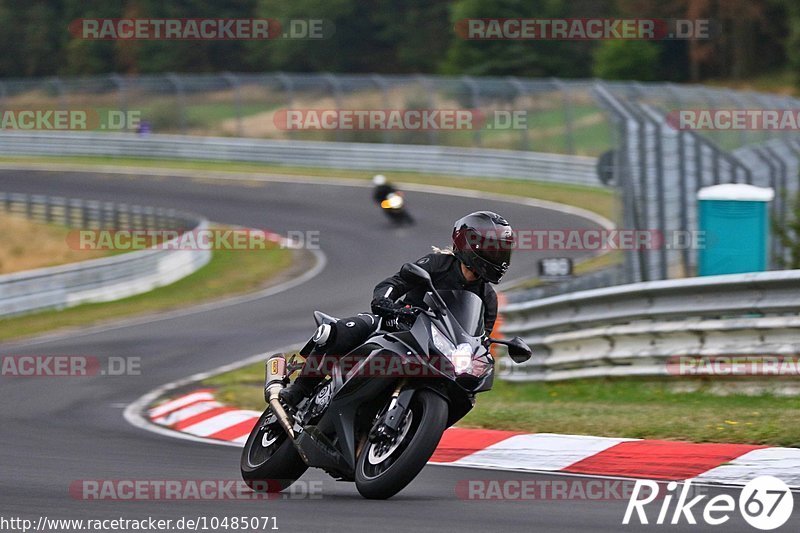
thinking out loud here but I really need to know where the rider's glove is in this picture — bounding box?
[372,297,420,327]
[395,305,420,326]
[371,297,403,317]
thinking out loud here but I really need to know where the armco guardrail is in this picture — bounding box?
[0,131,599,187]
[0,193,210,317]
[499,270,800,381]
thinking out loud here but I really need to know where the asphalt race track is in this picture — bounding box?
[0,169,792,532]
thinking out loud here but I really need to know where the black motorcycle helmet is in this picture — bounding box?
[452,211,514,284]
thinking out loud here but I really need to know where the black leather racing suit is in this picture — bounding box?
[371,252,498,334]
[292,252,498,391]
[316,252,498,357]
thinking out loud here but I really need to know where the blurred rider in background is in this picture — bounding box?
[371,174,395,204]
[372,174,414,225]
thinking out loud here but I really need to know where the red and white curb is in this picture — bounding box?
[147,390,800,489]
[148,390,261,444]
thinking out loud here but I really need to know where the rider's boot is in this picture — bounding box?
[278,323,334,408]
[278,375,321,407]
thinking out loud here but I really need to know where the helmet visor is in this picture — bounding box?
[467,230,513,263]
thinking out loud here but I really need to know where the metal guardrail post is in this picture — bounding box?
[461,76,481,147]
[753,147,781,267]
[110,73,128,121]
[370,74,391,144]
[653,115,668,279]
[273,72,294,140]
[673,111,691,274]
[322,73,343,142]
[724,89,750,148]
[415,75,438,145]
[593,82,641,282]
[505,76,529,151]
[551,79,575,155]
[623,98,652,281]
[275,72,294,108]
[144,206,155,229]
[764,145,787,224]
[49,76,66,111]
[222,72,243,137]
[637,103,670,280]
[79,199,89,228]
[711,146,721,185]
[166,73,187,134]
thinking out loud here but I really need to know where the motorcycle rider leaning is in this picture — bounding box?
[371,174,395,205]
[279,210,515,407]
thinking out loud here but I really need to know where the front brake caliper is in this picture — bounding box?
[369,389,415,442]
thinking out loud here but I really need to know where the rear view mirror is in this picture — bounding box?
[503,336,532,363]
[401,263,432,285]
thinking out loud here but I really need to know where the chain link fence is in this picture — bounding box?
[595,81,800,283]
[0,73,610,155]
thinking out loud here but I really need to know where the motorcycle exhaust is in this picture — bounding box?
[264,353,295,439]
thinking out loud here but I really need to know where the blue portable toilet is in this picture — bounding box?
[697,184,774,276]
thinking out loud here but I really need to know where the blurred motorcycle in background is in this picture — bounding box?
[372,174,414,226]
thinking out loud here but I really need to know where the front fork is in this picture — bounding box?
[368,380,414,444]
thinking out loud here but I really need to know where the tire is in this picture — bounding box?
[355,389,448,499]
[240,407,307,492]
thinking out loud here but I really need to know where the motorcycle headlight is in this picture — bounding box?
[381,193,404,209]
[431,326,473,374]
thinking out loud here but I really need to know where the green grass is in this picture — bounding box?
[704,70,798,97]
[201,363,800,447]
[202,360,268,409]
[461,378,800,447]
[0,233,293,341]
[0,155,618,221]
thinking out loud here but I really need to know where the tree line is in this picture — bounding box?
[1,0,798,84]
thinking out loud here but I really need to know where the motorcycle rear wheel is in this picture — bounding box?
[355,389,448,499]
[240,407,307,493]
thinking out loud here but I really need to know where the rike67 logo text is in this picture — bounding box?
[623,476,793,530]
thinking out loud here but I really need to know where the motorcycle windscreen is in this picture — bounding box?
[428,290,485,336]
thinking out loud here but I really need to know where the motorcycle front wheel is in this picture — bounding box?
[355,389,448,499]
[240,407,307,493]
